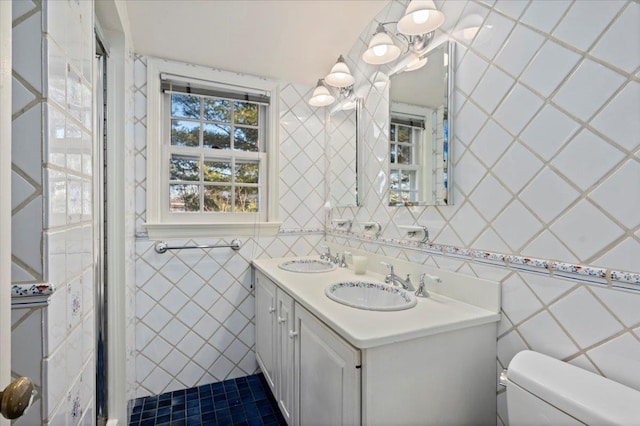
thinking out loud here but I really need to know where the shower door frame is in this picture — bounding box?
[94,12,128,424]
[0,3,12,425]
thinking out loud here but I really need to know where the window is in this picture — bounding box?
[389,115,424,206]
[145,58,281,239]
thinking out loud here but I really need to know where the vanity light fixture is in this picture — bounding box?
[308,79,335,107]
[362,1,445,69]
[362,23,402,65]
[309,56,356,107]
[325,55,355,88]
[397,0,445,36]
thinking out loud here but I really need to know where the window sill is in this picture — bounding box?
[144,222,282,240]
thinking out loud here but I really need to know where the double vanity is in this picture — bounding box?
[253,247,501,425]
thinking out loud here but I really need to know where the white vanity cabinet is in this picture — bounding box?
[295,305,361,426]
[255,270,361,426]
[253,257,500,426]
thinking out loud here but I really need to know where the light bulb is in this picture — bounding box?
[372,44,388,57]
[412,10,430,24]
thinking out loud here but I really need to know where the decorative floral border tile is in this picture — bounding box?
[11,283,55,298]
[610,271,640,285]
[326,230,640,288]
[278,228,324,235]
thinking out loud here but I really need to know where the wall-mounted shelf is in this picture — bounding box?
[331,218,353,232]
[359,221,382,237]
[399,225,429,243]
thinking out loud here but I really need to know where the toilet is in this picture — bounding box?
[505,350,640,425]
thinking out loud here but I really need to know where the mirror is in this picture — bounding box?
[328,98,361,207]
[388,41,454,206]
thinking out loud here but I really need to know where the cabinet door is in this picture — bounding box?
[277,290,295,424]
[294,306,361,426]
[255,271,277,393]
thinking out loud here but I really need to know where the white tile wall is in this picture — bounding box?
[118,2,640,423]
[131,56,327,397]
[11,0,96,424]
[330,2,640,425]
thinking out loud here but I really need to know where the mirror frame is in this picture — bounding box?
[387,40,454,207]
[328,97,362,208]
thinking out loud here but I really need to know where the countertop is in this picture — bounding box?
[253,257,501,349]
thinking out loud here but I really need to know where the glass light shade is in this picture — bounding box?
[309,80,335,107]
[362,27,401,65]
[325,56,355,88]
[397,0,445,36]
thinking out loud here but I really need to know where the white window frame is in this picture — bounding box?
[144,57,281,239]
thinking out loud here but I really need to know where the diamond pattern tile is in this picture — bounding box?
[553,58,626,122]
[552,0,625,52]
[520,104,581,161]
[551,199,625,261]
[549,287,624,349]
[493,142,543,194]
[517,311,579,359]
[590,159,640,229]
[493,83,544,136]
[501,274,543,325]
[590,2,640,74]
[552,129,626,191]
[587,333,640,391]
[590,81,640,153]
[471,10,516,61]
[128,3,640,418]
[471,65,514,114]
[522,41,581,100]
[520,168,579,223]
[468,119,514,168]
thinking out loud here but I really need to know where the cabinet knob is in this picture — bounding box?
[288,330,298,339]
[268,307,276,314]
[278,316,286,324]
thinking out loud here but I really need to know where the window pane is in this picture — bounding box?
[204,98,231,122]
[390,125,396,141]
[170,155,200,181]
[397,145,412,164]
[171,94,201,119]
[390,146,397,164]
[170,184,200,212]
[203,123,231,150]
[390,170,400,189]
[234,101,259,126]
[235,162,259,184]
[235,187,259,212]
[234,127,259,152]
[203,186,232,212]
[204,161,232,183]
[171,120,200,147]
[397,126,410,142]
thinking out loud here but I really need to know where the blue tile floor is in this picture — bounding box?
[129,373,287,426]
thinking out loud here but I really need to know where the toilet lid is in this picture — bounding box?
[508,351,640,426]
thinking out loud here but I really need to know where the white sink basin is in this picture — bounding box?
[325,281,417,311]
[278,259,337,273]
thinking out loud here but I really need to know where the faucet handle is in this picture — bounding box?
[320,245,332,260]
[415,273,430,298]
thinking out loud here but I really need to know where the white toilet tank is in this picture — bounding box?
[506,350,640,426]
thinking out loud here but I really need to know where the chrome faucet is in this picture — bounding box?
[320,245,332,261]
[381,262,415,291]
[415,273,442,298]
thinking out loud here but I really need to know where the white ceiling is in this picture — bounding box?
[125,0,389,86]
